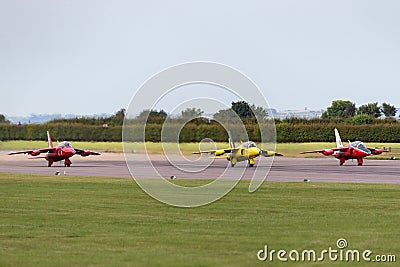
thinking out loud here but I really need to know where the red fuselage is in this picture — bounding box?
[45,147,76,163]
[333,144,370,160]
[43,141,77,167]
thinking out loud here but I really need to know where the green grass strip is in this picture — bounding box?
[0,173,399,266]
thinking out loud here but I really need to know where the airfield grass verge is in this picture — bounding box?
[1,141,400,159]
[0,173,399,266]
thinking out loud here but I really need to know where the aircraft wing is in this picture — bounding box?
[8,148,54,155]
[211,155,230,159]
[299,149,329,154]
[368,147,389,155]
[192,148,233,155]
[74,148,101,156]
[299,147,346,154]
[260,150,283,157]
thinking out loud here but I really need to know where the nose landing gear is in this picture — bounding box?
[248,158,255,167]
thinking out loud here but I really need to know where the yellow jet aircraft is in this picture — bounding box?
[193,131,283,167]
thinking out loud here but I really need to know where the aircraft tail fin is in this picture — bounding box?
[334,128,343,148]
[228,131,235,149]
[47,131,53,148]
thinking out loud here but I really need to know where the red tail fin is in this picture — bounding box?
[47,131,53,148]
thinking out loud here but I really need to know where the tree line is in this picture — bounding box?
[322,100,397,123]
[0,101,398,142]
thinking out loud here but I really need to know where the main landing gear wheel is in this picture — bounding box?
[231,158,237,167]
[64,158,72,167]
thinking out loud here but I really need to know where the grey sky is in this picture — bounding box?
[1,0,399,116]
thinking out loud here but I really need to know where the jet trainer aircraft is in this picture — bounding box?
[300,128,387,166]
[8,131,100,167]
[193,131,283,167]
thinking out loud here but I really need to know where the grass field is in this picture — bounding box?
[0,173,399,266]
[1,141,399,158]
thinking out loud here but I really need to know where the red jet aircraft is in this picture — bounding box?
[300,128,387,166]
[8,131,100,167]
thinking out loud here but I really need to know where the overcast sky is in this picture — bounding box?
[1,0,399,116]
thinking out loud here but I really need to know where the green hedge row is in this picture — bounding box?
[1,123,399,143]
[0,124,122,142]
[276,123,400,142]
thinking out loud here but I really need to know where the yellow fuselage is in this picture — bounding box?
[227,147,260,162]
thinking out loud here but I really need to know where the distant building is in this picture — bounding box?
[273,108,324,120]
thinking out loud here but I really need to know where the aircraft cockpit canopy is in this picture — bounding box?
[351,141,371,154]
[242,141,257,148]
[58,141,72,148]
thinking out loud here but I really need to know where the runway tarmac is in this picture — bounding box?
[1,152,399,184]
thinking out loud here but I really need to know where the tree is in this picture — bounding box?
[250,104,269,120]
[352,114,373,125]
[357,102,381,118]
[381,103,397,118]
[322,100,356,118]
[231,101,269,119]
[136,109,167,123]
[0,114,10,124]
[213,108,236,122]
[137,109,167,118]
[115,108,126,118]
[231,101,253,119]
[213,101,268,122]
[109,108,126,125]
[181,108,204,118]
